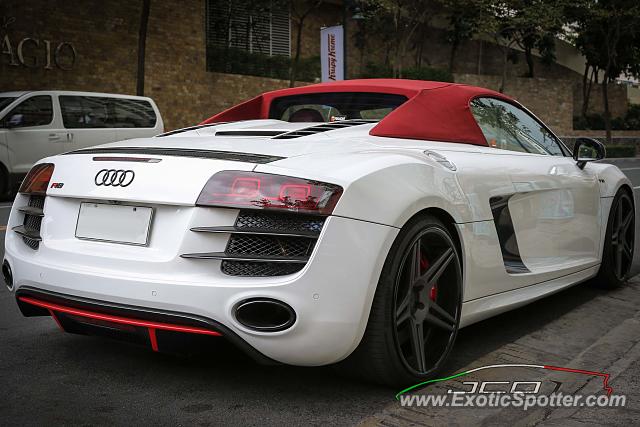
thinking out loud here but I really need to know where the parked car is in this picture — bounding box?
[6,80,637,387]
[0,91,163,196]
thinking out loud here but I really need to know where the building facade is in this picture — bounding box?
[0,0,631,137]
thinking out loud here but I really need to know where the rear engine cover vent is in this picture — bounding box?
[19,195,45,250]
[272,119,376,139]
[181,210,326,277]
[215,130,287,137]
[222,211,325,276]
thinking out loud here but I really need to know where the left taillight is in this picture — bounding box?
[196,171,343,215]
[19,163,55,195]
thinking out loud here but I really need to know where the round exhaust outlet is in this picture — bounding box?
[2,260,13,291]
[234,298,296,332]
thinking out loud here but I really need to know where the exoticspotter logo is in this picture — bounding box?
[396,364,625,410]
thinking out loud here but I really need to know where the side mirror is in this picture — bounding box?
[3,114,23,129]
[573,137,605,169]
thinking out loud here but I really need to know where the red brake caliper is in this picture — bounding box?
[420,255,437,301]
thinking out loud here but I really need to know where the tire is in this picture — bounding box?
[596,188,635,289]
[338,214,462,387]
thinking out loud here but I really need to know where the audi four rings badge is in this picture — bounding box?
[94,169,135,187]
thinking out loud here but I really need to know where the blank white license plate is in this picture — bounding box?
[76,203,153,246]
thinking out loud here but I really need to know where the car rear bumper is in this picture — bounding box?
[15,286,278,364]
[6,214,398,366]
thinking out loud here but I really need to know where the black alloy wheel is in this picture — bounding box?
[597,189,635,288]
[339,215,462,386]
[393,227,461,375]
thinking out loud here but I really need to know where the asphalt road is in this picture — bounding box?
[2,160,640,426]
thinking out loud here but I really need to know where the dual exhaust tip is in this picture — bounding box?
[234,298,296,332]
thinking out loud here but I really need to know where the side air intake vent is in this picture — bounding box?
[272,119,376,139]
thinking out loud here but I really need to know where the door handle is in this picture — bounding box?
[48,133,61,141]
[66,132,74,142]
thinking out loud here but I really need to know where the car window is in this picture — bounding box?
[0,96,17,111]
[269,92,407,122]
[60,96,157,129]
[110,98,157,128]
[4,96,53,128]
[470,97,563,156]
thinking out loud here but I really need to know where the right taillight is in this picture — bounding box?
[196,170,343,215]
[19,163,55,195]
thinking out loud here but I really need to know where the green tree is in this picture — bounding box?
[289,0,323,87]
[361,0,438,78]
[571,0,640,142]
[440,0,490,74]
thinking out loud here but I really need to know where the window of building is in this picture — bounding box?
[205,0,291,79]
[60,96,157,129]
[470,97,564,156]
[3,96,53,128]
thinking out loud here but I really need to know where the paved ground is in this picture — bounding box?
[1,159,640,426]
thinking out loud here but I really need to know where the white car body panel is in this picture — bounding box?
[4,117,637,366]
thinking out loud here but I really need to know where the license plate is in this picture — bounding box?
[75,203,153,246]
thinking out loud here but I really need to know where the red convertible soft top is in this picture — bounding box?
[201,79,515,146]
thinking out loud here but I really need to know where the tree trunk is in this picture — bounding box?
[289,17,304,87]
[581,65,598,119]
[581,64,590,119]
[448,39,459,74]
[524,45,534,78]
[499,47,508,93]
[602,76,612,144]
[136,0,151,96]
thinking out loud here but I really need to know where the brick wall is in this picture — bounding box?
[0,0,631,134]
[573,83,629,118]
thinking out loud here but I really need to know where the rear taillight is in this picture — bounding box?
[196,171,343,215]
[19,163,55,195]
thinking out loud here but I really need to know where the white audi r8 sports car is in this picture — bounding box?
[5,79,637,386]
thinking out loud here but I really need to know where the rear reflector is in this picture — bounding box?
[19,163,55,195]
[196,171,342,215]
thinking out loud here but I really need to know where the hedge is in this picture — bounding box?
[574,104,640,131]
[604,145,637,158]
[206,46,320,82]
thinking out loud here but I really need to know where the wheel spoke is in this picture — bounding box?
[430,300,456,326]
[409,319,427,372]
[424,312,455,332]
[421,248,454,287]
[617,203,623,228]
[405,240,422,286]
[622,210,633,234]
[396,301,412,327]
[623,241,633,260]
[616,247,623,278]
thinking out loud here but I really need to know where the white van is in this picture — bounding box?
[0,91,164,195]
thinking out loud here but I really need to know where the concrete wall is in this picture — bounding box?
[573,83,629,118]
